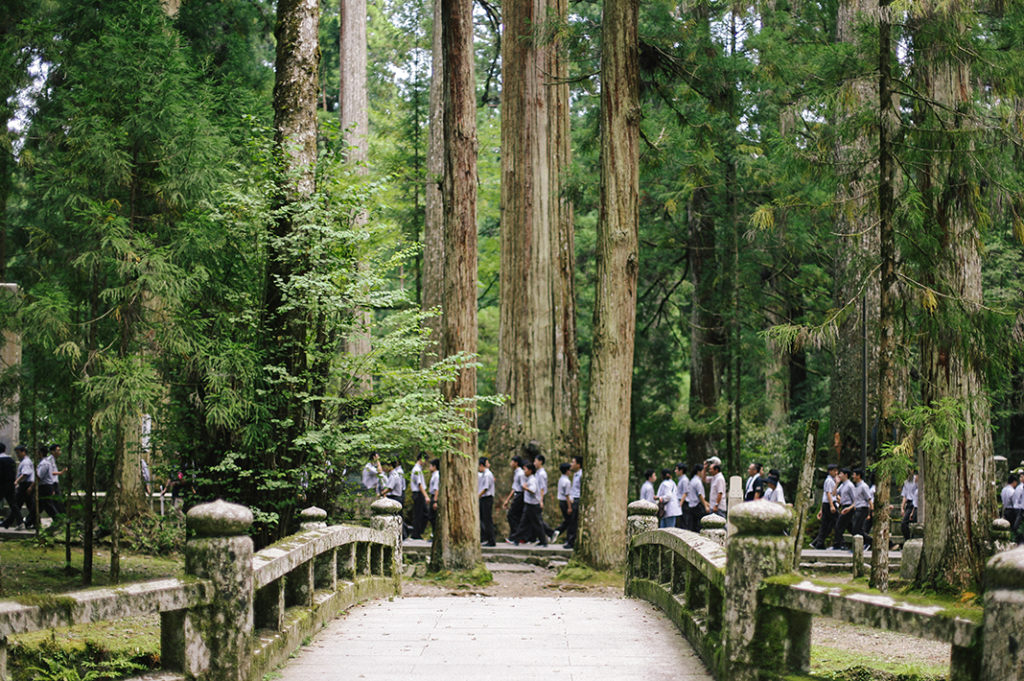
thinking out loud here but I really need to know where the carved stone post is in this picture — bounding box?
[299,505,328,530]
[980,546,1024,681]
[625,500,658,590]
[699,513,726,546]
[851,534,864,579]
[371,497,403,591]
[726,475,743,538]
[171,500,254,681]
[724,501,809,680]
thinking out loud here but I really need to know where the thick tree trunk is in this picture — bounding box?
[421,0,444,367]
[686,185,721,463]
[577,0,639,571]
[915,1,994,589]
[339,0,371,390]
[431,0,481,571]
[831,0,880,471]
[489,0,581,463]
[265,0,320,469]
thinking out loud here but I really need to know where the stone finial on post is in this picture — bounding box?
[981,546,1024,681]
[371,497,404,584]
[723,501,809,681]
[167,500,254,681]
[993,455,1008,490]
[726,475,743,538]
[299,505,328,531]
[699,512,727,546]
[989,518,1013,555]
[626,500,659,587]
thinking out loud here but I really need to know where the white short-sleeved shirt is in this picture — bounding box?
[571,470,582,499]
[709,473,727,511]
[677,475,690,504]
[657,479,681,517]
[851,481,871,509]
[523,475,540,505]
[478,468,495,497]
[362,462,380,490]
[774,482,786,505]
[640,480,656,503]
[536,467,548,496]
[822,476,837,504]
[16,456,34,483]
[387,468,405,497]
[836,479,854,507]
[1013,483,1024,510]
[763,486,778,503]
[512,467,525,493]
[901,479,918,507]
[1001,484,1017,510]
[687,476,705,507]
[557,474,571,501]
[428,470,439,495]
[37,455,56,485]
[411,462,426,493]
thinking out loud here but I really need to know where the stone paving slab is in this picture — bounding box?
[275,596,714,681]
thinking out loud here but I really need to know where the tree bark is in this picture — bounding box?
[489,0,582,464]
[430,0,481,571]
[421,0,445,368]
[339,0,371,391]
[265,0,320,471]
[576,0,639,571]
[831,0,880,471]
[914,0,995,591]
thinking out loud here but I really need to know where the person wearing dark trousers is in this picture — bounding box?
[478,457,496,546]
[685,466,709,531]
[532,453,556,541]
[4,445,35,529]
[900,472,918,542]
[849,468,872,549]
[409,453,429,539]
[36,444,66,522]
[502,456,526,543]
[381,459,410,539]
[831,468,855,550]
[428,458,440,537]
[564,455,582,548]
[1001,473,1019,526]
[554,462,571,540]
[1013,471,1024,544]
[811,464,839,549]
[0,444,15,521]
[520,463,546,547]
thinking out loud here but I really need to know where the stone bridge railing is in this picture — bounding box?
[0,498,403,681]
[625,500,1024,681]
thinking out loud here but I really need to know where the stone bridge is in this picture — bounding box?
[2,498,1022,681]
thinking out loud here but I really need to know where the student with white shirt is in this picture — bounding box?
[656,469,681,528]
[362,453,382,492]
[520,463,547,547]
[1001,473,1019,525]
[849,469,873,549]
[554,462,572,541]
[533,453,556,542]
[811,464,839,549]
[708,463,727,517]
[763,475,781,502]
[674,463,690,529]
[564,455,582,548]
[686,466,709,530]
[744,463,764,501]
[503,456,526,544]
[1013,471,1024,544]
[478,457,496,546]
[428,458,440,535]
[640,469,657,504]
[0,443,14,520]
[410,453,430,539]
[831,468,855,550]
[900,472,918,541]
[768,468,786,505]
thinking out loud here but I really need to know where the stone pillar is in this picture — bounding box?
[981,546,1024,681]
[371,498,403,591]
[699,513,726,546]
[0,284,20,450]
[724,501,809,680]
[993,456,1008,490]
[989,518,1014,555]
[851,534,864,579]
[625,500,658,589]
[172,500,254,681]
[299,505,328,530]
[899,538,923,581]
[726,475,743,538]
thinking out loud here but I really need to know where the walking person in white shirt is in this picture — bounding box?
[564,456,582,548]
[811,464,839,549]
[900,471,918,541]
[656,469,681,528]
[409,453,430,539]
[428,458,440,536]
[675,463,690,529]
[478,457,496,546]
[708,463,727,517]
[640,469,657,504]
[520,463,547,547]
[554,462,572,542]
[686,466,709,530]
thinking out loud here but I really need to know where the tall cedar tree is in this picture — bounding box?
[577,0,639,570]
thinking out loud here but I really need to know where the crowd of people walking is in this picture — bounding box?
[0,443,66,530]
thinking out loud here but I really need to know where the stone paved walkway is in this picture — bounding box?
[275,596,714,681]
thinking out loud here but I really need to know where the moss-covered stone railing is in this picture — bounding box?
[0,498,403,681]
[624,500,727,671]
[625,500,1024,681]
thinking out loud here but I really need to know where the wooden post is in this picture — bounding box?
[791,420,818,571]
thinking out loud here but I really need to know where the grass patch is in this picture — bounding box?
[427,565,494,588]
[0,539,182,598]
[809,645,947,680]
[554,560,624,588]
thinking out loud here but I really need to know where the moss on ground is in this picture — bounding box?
[808,644,948,680]
[427,565,494,588]
[555,560,624,588]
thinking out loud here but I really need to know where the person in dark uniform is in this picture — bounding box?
[831,468,854,550]
[502,456,526,544]
[0,444,15,521]
[478,457,496,546]
[564,455,582,548]
[811,464,839,549]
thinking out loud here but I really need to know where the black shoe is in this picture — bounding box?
[562,543,573,549]
[483,542,496,547]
